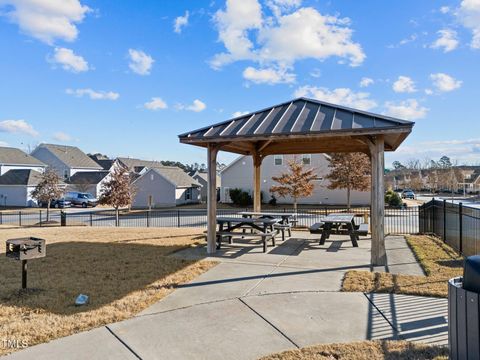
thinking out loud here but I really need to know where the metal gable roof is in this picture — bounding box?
[179,97,413,141]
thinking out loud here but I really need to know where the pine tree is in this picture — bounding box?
[325,153,371,209]
[270,158,317,212]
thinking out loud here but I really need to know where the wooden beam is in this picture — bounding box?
[207,143,220,254]
[252,148,263,212]
[367,135,386,266]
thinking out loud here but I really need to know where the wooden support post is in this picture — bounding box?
[207,144,219,254]
[368,135,386,266]
[253,152,263,213]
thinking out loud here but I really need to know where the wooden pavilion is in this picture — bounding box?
[178,97,414,265]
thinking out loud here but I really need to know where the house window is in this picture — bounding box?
[185,188,192,200]
[274,155,283,166]
[302,154,311,165]
[224,187,231,202]
[64,169,69,179]
[150,174,154,181]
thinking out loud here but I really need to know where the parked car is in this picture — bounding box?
[65,192,98,208]
[401,190,415,199]
[39,198,72,208]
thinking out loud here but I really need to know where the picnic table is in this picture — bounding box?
[239,211,296,241]
[319,213,359,247]
[216,216,279,252]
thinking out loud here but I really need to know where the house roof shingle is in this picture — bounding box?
[117,157,164,171]
[67,171,110,185]
[0,147,46,166]
[0,169,45,186]
[35,144,102,169]
[150,166,200,188]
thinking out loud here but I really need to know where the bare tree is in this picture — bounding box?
[98,164,136,226]
[270,157,317,212]
[325,153,371,209]
[31,169,64,222]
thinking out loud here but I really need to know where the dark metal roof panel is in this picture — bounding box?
[291,101,318,133]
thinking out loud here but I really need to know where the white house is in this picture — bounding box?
[189,170,221,202]
[0,169,47,207]
[220,154,370,205]
[132,166,201,208]
[0,146,47,175]
[66,171,111,198]
[31,144,103,179]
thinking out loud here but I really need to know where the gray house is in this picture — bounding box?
[0,146,46,175]
[66,171,111,198]
[132,166,200,208]
[220,154,370,205]
[31,144,103,179]
[189,170,221,202]
[0,169,46,207]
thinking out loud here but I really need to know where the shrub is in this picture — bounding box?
[229,188,253,207]
[385,189,403,207]
[269,194,277,206]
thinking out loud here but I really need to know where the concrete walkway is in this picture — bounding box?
[6,233,447,360]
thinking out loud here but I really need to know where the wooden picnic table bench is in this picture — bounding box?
[309,213,361,247]
[239,211,296,241]
[216,216,279,252]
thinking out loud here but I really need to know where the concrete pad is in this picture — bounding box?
[280,237,372,271]
[367,293,448,345]
[242,292,397,348]
[111,299,294,360]
[4,327,135,360]
[385,236,424,276]
[141,262,276,314]
[248,266,345,295]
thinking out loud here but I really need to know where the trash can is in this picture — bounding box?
[449,256,480,360]
[60,211,66,227]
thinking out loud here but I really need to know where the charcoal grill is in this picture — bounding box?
[6,237,46,289]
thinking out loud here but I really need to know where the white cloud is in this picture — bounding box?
[387,34,417,48]
[440,6,450,14]
[384,99,428,120]
[425,88,433,95]
[431,29,458,52]
[0,0,90,45]
[309,68,321,78]
[176,99,207,112]
[243,66,295,84]
[174,11,189,33]
[66,88,119,100]
[359,77,374,88]
[457,0,480,49]
[0,119,38,136]
[232,110,250,117]
[0,141,8,146]
[294,86,377,111]
[266,0,302,17]
[392,76,417,93]
[430,73,462,92]
[49,47,89,73]
[53,131,72,142]
[128,49,154,75]
[144,97,168,110]
[211,1,365,80]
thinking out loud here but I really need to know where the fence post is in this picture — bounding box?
[147,210,150,228]
[432,200,436,235]
[90,212,93,227]
[177,210,180,227]
[0,212,2,225]
[39,210,42,227]
[459,202,463,254]
[19,211,21,226]
[443,200,446,243]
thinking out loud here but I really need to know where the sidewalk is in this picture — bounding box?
[5,233,447,360]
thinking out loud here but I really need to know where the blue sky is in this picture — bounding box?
[0,0,479,167]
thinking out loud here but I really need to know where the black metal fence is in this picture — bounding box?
[0,205,420,234]
[419,199,480,256]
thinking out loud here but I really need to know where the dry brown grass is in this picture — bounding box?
[342,235,463,298]
[260,340,448,360]
[0,227,216,356]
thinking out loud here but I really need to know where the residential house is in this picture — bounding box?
[31,144,103,179]
[0,146,47,175]
[116,157,165,175]
[132,166,201,208]
[189,170,221,202]
[89,154,115,171]
[66,171,111,198]
[0,169,62,207]
[220,154,370,205]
